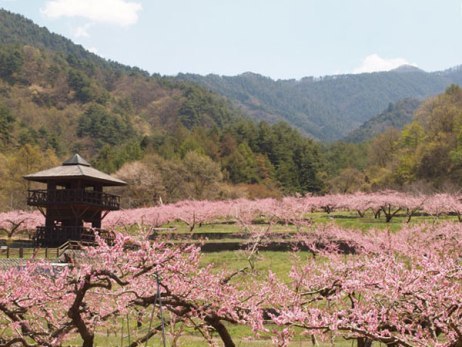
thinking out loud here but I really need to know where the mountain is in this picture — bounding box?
[4,7,461,143]
[178,67,462,141]
[0,9,326,210]
[344,98,421,143]
[391,65,424,73]
[0,9,141,75]
[349,85,462,191]
[0,9,246,154]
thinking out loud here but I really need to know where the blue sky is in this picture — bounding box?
[1,0,461,79]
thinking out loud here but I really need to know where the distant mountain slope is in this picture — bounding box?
[0,9,140,75]
[178,66,462,141]
[0,8,328,210]
[0,8,247,162]
[344,98,421,143]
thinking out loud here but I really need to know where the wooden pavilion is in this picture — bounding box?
[24,154,126,246]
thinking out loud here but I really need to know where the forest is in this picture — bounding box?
[179,65,462,140]
[1,9,462,212]
[0,21,324,210]
[326,85,462,193]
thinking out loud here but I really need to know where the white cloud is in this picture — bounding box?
[41,0,142,27]
[72,23,93,38]
[353,54,416,74]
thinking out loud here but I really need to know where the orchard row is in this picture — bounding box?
[73,191,462,227]
[2,191,461,235]
[1,221,461,346]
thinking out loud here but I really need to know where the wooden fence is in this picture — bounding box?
[0,245,59,259]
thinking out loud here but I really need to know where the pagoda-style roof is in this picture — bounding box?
[63,154,91,166]
[24,154,127,186]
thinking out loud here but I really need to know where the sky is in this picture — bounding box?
[0,0,461,80]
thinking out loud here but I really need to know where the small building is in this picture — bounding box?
[24,154,126,246]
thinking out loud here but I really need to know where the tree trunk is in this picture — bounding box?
[357,337,372,347]
[81,335,94,347]
[448,338,462,347]
[205,316,235,347]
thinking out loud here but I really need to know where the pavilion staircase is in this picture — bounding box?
[53,228,116,258]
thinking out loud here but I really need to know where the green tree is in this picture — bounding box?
[77,104,135,147]
[1,145,59,210]
[415,137,452,180]
[367,128,401,168]
[94,140,142,173]
[0,103,14,146]
[393,122,425,184]
[0,46,24,82]
[223,143,259,184]
[329,168,366,193]
[68,69,93,103]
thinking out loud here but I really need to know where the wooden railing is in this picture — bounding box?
[0,245,59,259]
[57,240,89,257]
[27,189,120,210]
[34,226,115,247]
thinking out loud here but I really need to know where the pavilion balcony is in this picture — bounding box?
[27,189,120,210]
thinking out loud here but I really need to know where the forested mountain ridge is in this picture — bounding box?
[2,8,462,211]
[0,8,325,210]
[344,98,421,143]
[0,8,144,76]
[178,66,462,141]
[324,85,462,193]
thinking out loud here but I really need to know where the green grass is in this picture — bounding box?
[308,210,451,231]
[200,250,314,282]
[157,210,456,235]
[66,315,368,347]
[69,332,360,347]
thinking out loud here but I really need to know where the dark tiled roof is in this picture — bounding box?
[23,154,126,186]
[63,154,91,167]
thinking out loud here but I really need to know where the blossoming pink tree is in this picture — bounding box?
[4,194,462,346]
[263,222,462,347]
[0,234,267,347]
[0,210,43,239]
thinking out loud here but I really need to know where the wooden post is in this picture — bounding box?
[120,318,124,347]
[6,246,9,259]
[19,247,24,258]
[45,247,48,259]
[126,314,131,346]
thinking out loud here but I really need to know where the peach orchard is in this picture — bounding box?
[1,191,462,346]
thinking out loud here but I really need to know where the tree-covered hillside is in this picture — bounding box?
[344,98,421,143]
[325,85,462,193]
[2,8,462,211]
[0,9,325,210]
[179,66,462,141]
[0,9,141,75]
